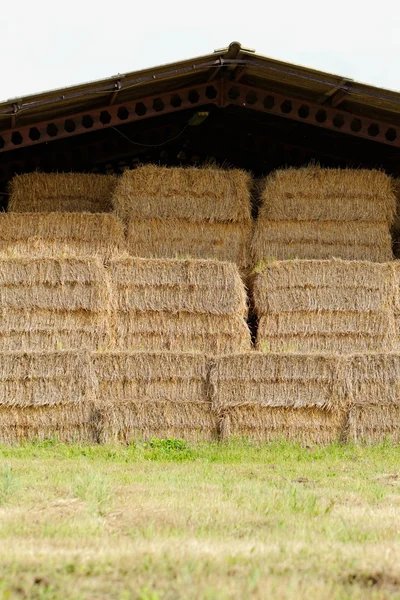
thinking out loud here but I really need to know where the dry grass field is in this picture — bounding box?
[0,440,399,599]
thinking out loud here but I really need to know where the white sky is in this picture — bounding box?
[1,0,400,101]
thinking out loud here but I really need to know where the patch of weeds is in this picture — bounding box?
[73,471,111,516]
[0,464,19,505]
[143,438,195,462]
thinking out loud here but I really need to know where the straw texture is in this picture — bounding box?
[259,167,396,223]
[0,351,97,443]
[112,165,252,223]
[254,167,395,262]
[253,260,395,354]
[110,258,247,315]
[252,221,393,262]
[126,218,251,268]
[219,406,347,444]
[344,353,400,443]
[0,213,126,260]
[210,352,346,412]
[252,260,393,313]
[0,258,111,351]
[112,312,251,353]
[92,351,217,442]
[109,257,250,354]
[256,311,396,354]
[9,172,117,213]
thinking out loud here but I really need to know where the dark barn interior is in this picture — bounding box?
[1,41,400,210]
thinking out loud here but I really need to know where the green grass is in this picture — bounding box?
[0,439,399,599]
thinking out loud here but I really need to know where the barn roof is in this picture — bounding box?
[1,41,400,153]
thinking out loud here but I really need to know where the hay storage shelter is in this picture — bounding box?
[1,42,400,200]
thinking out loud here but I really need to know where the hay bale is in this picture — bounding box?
[0,351,97,443]
[0,308,110,351]
[0,351,94,406]
[210,353,348,443]
[251,221,393,262]
[348,405,400,444]
[126,218,251,268]
[219,406,347,444]
[0,258,111,351]
[0,405,96,444]
[0,213,126,260]
[256,311,396,354]
[345,353,400,443]
[92,351,217,442]
[8,172,117,213]
[112,312,251,354]
[349,353,400,405]
[112,165,252,223]
[110,257,247,315]
[210,352,346,411]
[0,257,111,311]
[252,260,393,313]
[259,167,396,224]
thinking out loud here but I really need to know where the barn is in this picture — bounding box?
[1,41,400,444]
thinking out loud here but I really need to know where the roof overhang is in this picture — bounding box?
[1,42,400,154]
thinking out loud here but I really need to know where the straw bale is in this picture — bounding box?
[256,311,396,354]
[110,258,247,315]
[219,406,347,444]
[259,167,396,224]
[348,353,400,405]
[348,405,400,443]
[92,351,216,443]
[0,404,97,444]
[0,213,126,259]
[98,402,217,443]
[0,351,94,407]
[391,262,400,312]
[112,165,252,223]
[92,351,207,391]
[0,308,111,351]
[0,257,111,311]
[251,221,393,262]
[112,312,251,354]
[126,218,251,268]
[252,260,393,314]
[210,353,345,412]
[9,172,117,213]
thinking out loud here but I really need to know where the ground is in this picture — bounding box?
[0,440,399,599]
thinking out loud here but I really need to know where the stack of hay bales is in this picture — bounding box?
[0,258,111,351]
[6,173,125,260]
[252,260,395,354]
[92,352,216,442]
[109,257,251,354]
[111,165,252,270]
[210,353,347,443]
[0,351,97,443]
[347,354,400,443]
[252,167,395,262]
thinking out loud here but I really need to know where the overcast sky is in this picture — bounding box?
[1,0,399,101]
